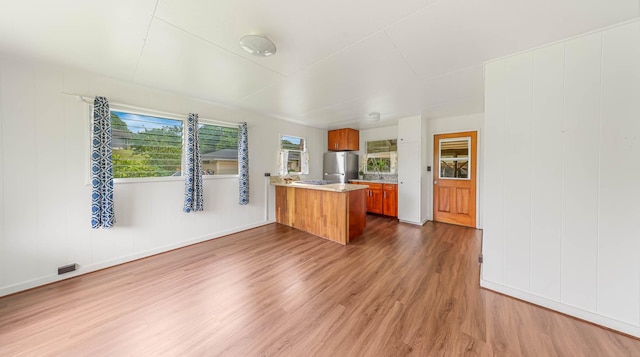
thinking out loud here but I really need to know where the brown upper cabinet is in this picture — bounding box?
[328,128,359,151]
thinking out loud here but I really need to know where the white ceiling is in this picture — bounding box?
[0,0,638,128]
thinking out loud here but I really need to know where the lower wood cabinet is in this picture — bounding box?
[352,181,397,217]
[366,183,383,214]
[382,184,398,217]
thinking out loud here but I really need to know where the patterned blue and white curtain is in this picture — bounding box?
[184,113,204,212]
[91,96,115,228]
[238,122,249,205]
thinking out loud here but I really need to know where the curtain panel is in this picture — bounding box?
[184,113,204,212]
[238,122,249,205]
[91,96,116,228]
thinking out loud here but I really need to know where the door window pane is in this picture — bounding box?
[439,138,470,179]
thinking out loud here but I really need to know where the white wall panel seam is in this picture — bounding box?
[596,33,605,313]
[62,74,70,265]
[32,69,41,277]
[62,90,69,265]
[501,61,507,283]
[560,42,567,303]
[529,51,535,292]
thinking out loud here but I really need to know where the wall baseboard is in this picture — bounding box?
[480,279,640,338]
[0,220,276,298]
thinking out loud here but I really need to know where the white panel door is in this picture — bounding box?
[561,32,602,311]
[530,43,564,300]
[397,142,421,223]
[482,60,507,284]
[503,52,533,291]
[598,21,640,325]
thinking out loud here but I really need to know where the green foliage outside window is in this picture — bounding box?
[110,111,240,178]
[110,111,182,178]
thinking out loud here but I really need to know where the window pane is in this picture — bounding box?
[440,160,469,178]
[439,138,470,179]
[287,151,301,173]
[111,111,182,178]
[366,157,391,173]
[199,124,239,175]
[281,135,305,151]
[366,139,397,154]
[440,139,469,159]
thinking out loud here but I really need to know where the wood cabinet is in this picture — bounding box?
[352,181,397,217]
[365,183,383,214]
[275,185,366,245]
[382,184,398,217]
[328,128,359,151]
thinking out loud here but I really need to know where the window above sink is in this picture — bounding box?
[363,139,397,175]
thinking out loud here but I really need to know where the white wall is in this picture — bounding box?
[0,55,324,297]
[482,19,640,337]
[425,113,484,226]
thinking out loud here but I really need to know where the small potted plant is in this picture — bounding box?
[358,170,364,180]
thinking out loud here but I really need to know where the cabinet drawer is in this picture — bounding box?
[383,184,397,191]
[367,183,382,190]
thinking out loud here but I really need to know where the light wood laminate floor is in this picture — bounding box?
[1,216,639,356]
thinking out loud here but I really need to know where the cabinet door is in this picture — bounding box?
[398,116,421,143]
[383,184,397,217]
[364,183,383,214]
[345,129,360,151]
[328,129,359,151]
[368,188,383,214]
[397,142,421,223]
[328,130,340,151]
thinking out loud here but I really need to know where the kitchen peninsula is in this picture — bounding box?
[274,182,367,245]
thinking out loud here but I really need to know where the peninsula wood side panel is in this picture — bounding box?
[275,186,365,244]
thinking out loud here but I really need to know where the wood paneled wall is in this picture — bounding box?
[483,19,640,337]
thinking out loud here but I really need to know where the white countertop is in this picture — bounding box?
[273,182,368,192]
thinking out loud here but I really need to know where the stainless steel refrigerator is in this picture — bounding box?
[323,152,359,184]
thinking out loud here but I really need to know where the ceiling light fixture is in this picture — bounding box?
[239,34,277,57]
[368,112,381,122]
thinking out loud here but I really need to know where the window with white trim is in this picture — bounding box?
[279,135,308,175]
[364,139,397,174]
[109,109,239,179]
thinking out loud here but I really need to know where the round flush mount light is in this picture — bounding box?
[368,112,381,122]
[239,34,277,57]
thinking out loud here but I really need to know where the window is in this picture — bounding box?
[364,139,397,174]
[199,123,239,175]
[279,135,308,174]
[438,138,470,179]
[111,111,183,178]
[109,109,239,179]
